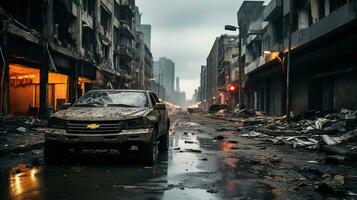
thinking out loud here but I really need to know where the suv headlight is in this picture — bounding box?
[123,118,152,129]
[48,118,68,129]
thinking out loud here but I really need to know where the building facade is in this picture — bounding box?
[0,0,138,117]
[241,0,357,115]
[201,35,239,109]
[134,6,153,91]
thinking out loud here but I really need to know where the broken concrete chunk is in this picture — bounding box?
[321,135,342,145]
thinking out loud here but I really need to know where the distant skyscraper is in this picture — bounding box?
[154,57,175,100]
[176,77,180,92]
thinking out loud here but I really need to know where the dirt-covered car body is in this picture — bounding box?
[44,90,170,164]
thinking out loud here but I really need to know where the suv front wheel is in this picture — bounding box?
[141,131,158,165]
[158,127,169,153]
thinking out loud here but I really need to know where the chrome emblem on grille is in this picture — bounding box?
[87,124,100,129]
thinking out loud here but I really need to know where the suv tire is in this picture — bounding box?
[158,127,169,153]
[141,132,158,165]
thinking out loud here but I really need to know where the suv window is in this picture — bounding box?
[152,93,160,103]
[149,93,157,106]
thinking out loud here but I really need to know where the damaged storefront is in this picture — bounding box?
[0,0,103,118]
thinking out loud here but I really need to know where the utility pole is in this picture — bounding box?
[238,30,244,109]
[286,0,293,120]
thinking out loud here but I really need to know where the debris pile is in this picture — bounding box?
[236,109,357,156]
[0,116,46,155]
[0,116,46,135]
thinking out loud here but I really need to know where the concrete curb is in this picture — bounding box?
[0,141,44,156]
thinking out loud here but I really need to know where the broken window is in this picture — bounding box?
[120,8,132,27]
[82,27,95,53]
[114,27,120,47]
[53,0,76,47]
[102,44,110,61]
[82,0,95,17]
[119,37,132,48]
[1,0,45,32]
[100,6,111,34]
[329,0,347,12]
[114,2,120,20]
[114,54,120,70]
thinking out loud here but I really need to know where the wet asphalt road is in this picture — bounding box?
[2,114,355,200]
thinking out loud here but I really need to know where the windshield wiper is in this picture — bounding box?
[107,104,138,107]
[75,102,104,107]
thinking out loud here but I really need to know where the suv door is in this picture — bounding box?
[149,93,166,136]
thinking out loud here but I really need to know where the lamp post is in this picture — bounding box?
[225,25,244,109]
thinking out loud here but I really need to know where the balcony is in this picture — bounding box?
[119,20,135,39]
[263,0,282,21]
[117,0,135,15]
[245,55,267,75]
[286,2,357,52]
[118,46,133,59]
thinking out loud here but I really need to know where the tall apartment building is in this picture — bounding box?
[134,6,153,90]
[204,35,239,106]
[153,57,175,101]
[0,0,137,117]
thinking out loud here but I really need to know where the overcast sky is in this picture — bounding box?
[136,0,269,99]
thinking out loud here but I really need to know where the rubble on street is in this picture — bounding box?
[0,116,46,155]
[215,108,357,159]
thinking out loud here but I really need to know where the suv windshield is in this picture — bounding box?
[75,91,148,107]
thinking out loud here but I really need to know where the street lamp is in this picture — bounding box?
[225,24,244,109]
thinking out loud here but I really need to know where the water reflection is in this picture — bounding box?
[1,153,169,200]
[222,141,238,152]
[7,164,40,200]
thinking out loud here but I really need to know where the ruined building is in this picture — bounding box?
[0,0,137,117]
[241,0,357,115]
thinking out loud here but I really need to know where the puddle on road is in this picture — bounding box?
[0,164,41,200]
[169,135,214,183]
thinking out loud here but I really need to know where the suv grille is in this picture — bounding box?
[67,121,123,134]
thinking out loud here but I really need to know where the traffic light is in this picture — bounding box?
[228,84,237,93]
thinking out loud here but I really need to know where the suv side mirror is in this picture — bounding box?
[60,103,72,110]
[154,103,166,110]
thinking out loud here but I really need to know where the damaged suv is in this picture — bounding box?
[45,90,170,165]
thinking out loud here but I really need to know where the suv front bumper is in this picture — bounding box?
[45,128,154,146]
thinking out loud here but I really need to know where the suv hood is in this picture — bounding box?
[52,106,151,121]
